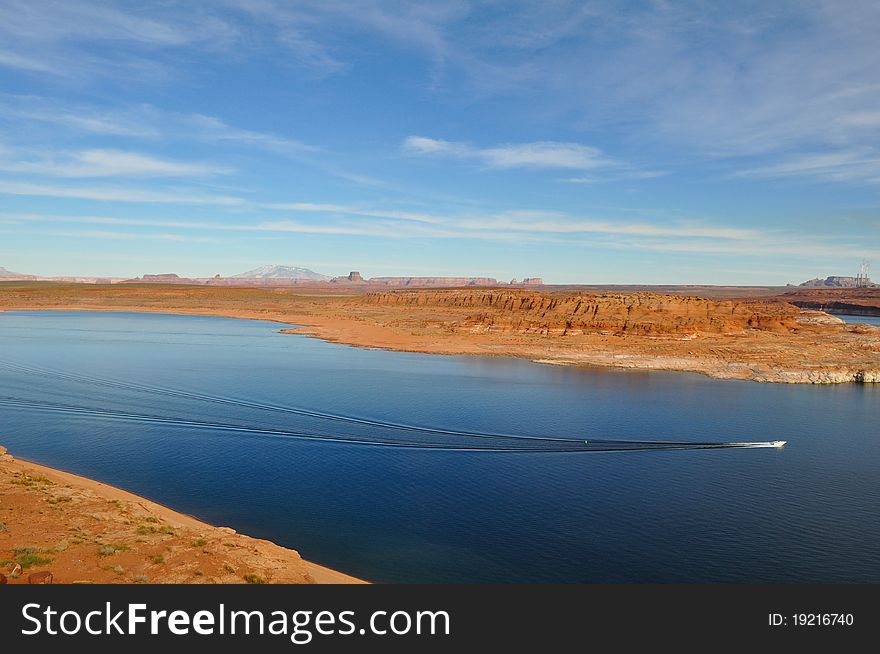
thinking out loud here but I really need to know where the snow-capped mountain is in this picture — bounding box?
[231,265,330,281]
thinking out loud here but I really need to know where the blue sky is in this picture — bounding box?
[0,0,878,284]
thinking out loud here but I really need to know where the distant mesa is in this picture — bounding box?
[509,277,544,286]
[331,271,365,283]
[3,263,549,289]
[799,276,876,288]
[232,265,330,281]
[128,273,194,284]
[368,277,500,287]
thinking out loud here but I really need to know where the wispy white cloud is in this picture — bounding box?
[0,148,229,178]
[2,1,879,190]
[0,182,246,205]
[0,202,763,244]
[0,49,62,75]
[836,110,880,128]
[178,113,317,156]
[0,0,239,80]
[403,136,615,170]
[262,202,447,224]
[0,228,217,244]
[734,149,880,184]
[561,171,669,185]
[0,96,159,137]
[0,95,390,189]
[3,209,873,263]
[614,235,880,262]
[453,210,760,240]
[0,95,315,155]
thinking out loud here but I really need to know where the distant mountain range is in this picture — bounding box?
[231,265,330,281]
[0,266,31,278]
[1,263,544,289]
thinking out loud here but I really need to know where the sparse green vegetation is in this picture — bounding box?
[151,554,165,565]
[191,538,207,548]
[136,523,175,536]
[111,565,125,575]
[47,495,72,504]
[98,543,129,556]
[244,574,265,584]
[14,547,53,569]
[224,563,237,574]
[11,474,52,487]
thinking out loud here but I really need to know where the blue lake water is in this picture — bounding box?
[833,313,880,327]
[1,310,878,583]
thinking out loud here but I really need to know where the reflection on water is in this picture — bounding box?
[1,311,878,582]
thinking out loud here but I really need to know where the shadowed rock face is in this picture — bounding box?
[364,290,802,336]
[779,287,880,317]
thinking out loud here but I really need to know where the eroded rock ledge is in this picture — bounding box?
[364,290,802,335]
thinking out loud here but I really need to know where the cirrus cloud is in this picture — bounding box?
[403,135,615,170]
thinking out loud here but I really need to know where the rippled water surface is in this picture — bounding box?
[1,311,878,582]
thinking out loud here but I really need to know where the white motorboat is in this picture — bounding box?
[735,440,787,449]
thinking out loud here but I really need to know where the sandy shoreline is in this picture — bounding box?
[0,448,364,584]
[0,283,878,383]
[3,301,879,384]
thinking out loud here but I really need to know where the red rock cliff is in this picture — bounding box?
[363,290,802,336]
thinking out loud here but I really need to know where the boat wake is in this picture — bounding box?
[0,360,787,453]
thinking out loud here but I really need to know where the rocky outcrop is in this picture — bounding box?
[795,310,845,327]
[363,290,802,336]
[753,369,880,384]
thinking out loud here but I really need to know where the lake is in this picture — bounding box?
[1,310,878,582]
[833,313,880,327]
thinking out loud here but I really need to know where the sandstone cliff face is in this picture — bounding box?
[363,290,802,336]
